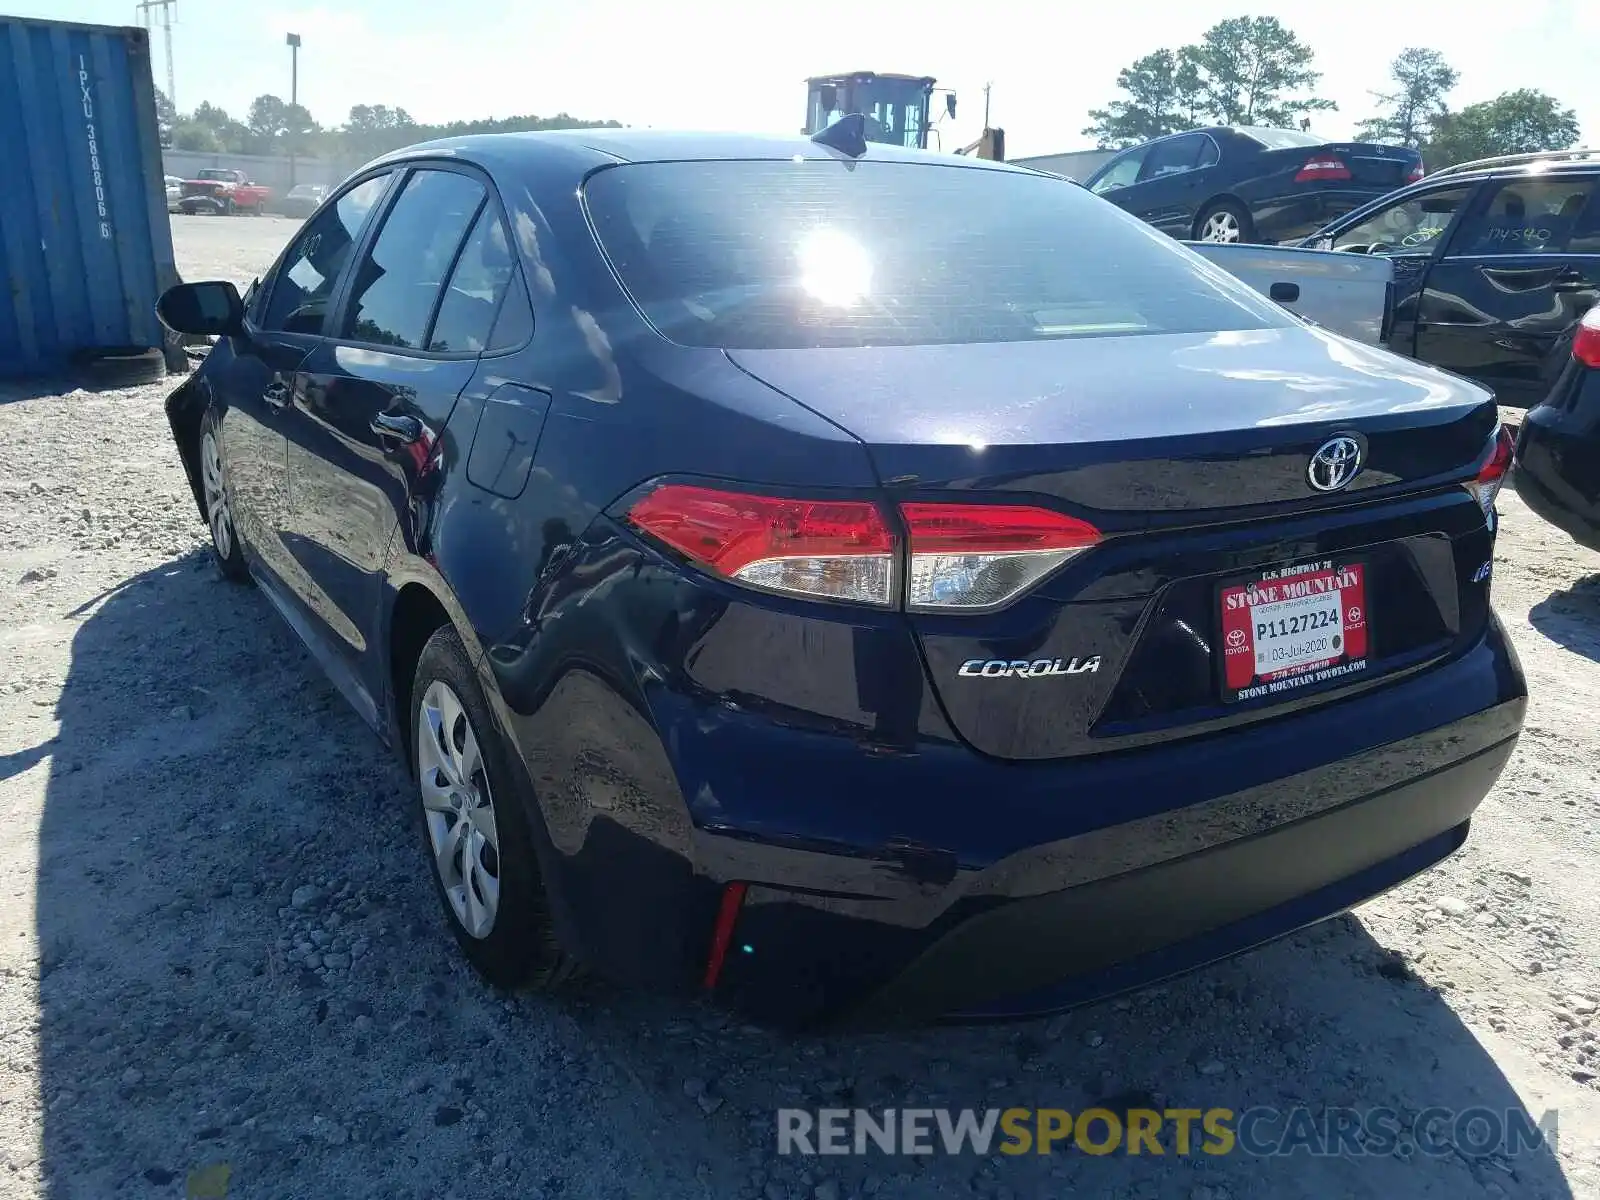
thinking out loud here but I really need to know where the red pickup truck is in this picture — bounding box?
[177,168,272,216]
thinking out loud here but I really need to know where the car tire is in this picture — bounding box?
[1196,199,1254,244]
[72,347,167,389]
[409,625,579,991]
[198,407,251,584]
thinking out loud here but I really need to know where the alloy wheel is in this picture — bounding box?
[200,430,234,560]
[1201,210,1242,242]
[417,680,502,939]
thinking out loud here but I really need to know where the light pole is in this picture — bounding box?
[286,32,301,189]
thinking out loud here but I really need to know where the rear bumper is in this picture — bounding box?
[856,737,1504,1024]
[689,619,1525,1026]
[1513,403,1600,551]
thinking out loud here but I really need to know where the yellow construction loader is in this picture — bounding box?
[803,71,1004,160]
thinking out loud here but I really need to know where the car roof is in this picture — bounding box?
[1422,151,1600,184]
[363,127,1031,177]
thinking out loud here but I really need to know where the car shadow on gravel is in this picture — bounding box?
[1529,573,1600,664]
[32,555,1579,1200]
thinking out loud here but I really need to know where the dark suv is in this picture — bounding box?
[1303,150,1600,409]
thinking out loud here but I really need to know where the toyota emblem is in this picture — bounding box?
[1307,435,1363,493]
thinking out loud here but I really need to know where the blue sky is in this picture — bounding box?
[27,0,1599,160]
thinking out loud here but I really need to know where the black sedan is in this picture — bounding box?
[1515,304,1600,550]
[1084,125,1424,244]
[152,128,1523,1027]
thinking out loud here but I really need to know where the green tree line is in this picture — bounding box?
[1083,16,1582,168]
[156,91,621,163]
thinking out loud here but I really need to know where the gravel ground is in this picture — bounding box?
[0,215,1597,1199]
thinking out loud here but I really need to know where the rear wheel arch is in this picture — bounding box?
[388,581,455,773]
[1193,194,1254,241]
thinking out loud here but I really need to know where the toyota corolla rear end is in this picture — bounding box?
[535,152,1526,1027]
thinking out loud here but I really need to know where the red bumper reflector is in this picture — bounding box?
[702,881,749,989]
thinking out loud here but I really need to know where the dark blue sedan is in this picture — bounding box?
[155,129,1527,1027]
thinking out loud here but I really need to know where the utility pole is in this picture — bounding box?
[983,82,992,128]
[134,0,177,113]
[286,32,301,189]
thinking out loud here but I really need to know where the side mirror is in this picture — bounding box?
[156,281,244,337]
[946,94,957,119]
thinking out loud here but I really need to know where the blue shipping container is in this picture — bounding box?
[0,16,179,378]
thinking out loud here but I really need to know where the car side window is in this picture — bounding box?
[259,174,390,335]
[339,169,486,349]
[428,205,523,353]
[1449,178,1598,256]
[1568,195,1600,254]
[1196,136,1220,169]
[1138,135,1202,182]
[1331,184,1476,255]
[1090,148,1148,194]
[487,269,535,351]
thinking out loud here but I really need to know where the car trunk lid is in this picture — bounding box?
[727,326,1494,515]
[1310,143,1423,189]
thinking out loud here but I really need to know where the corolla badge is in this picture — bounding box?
[959,657,1101,679]
[1307,435,1363,493]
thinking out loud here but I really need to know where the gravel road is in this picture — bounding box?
[0,215,1597,1199]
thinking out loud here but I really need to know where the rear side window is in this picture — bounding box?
[428,206,521,353]
[487,270,535,351]
[1139,135,1204,181]
[584,159,1285,350]
[1237,127,1323,150]
[340,169,485,349]
[261,174,389,334]
[1450,178,1598,256]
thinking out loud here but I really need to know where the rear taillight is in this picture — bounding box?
[901,503,1101,610]
[1407,160,1426,184]
[624,486,1102,610]
[1295,156,1352,183]
[624,484,895,606]
[1463,424,1516,522]
[1573,306,1600,368]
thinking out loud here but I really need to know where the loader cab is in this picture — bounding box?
[804,72,948,150]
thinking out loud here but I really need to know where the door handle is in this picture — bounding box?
[370,412,424,444]
[263,376,291,408]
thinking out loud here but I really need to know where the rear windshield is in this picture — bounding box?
[1236,127,1324,150]
[583,159,1285,349]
